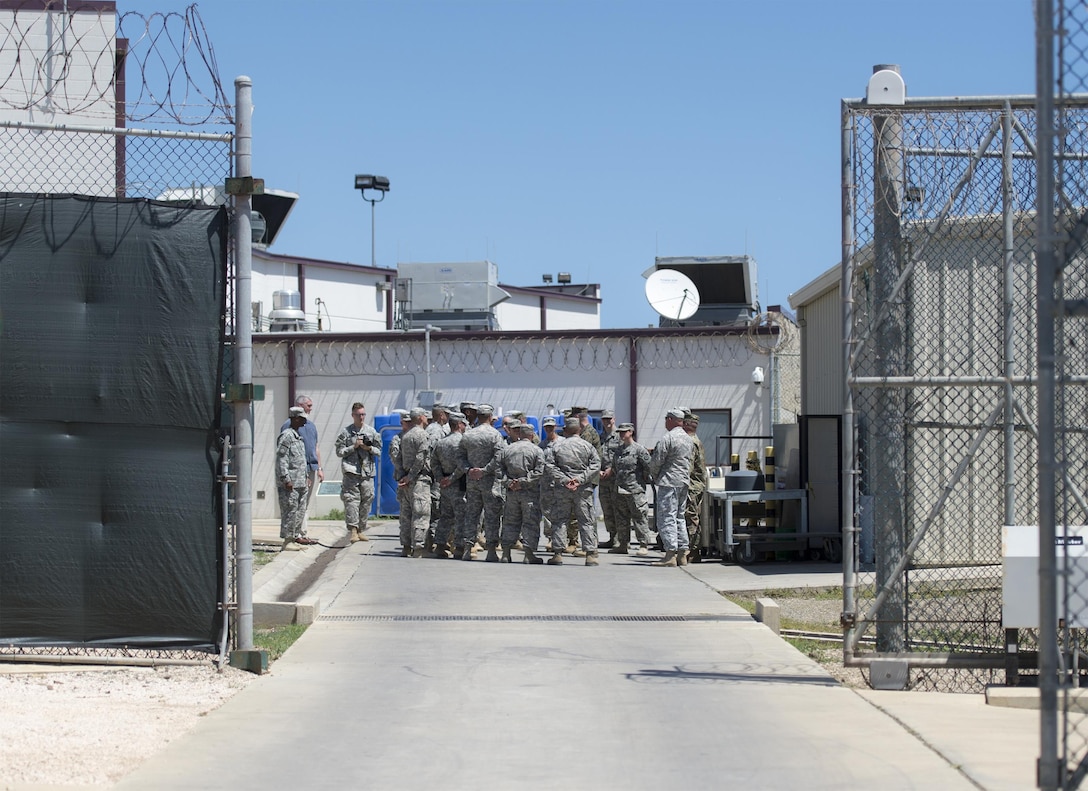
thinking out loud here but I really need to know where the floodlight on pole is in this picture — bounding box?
[354,174,390,266]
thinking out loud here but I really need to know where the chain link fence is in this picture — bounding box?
[840,81,1088,695]
[0,4,236,664]
[1040,1,1088,787]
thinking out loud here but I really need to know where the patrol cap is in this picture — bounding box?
[459,401,477,412]
[393,408,410,420]
[601,409,615,419]
[541,416,557,427]
[432,403,450,413]
[507,409,525,419]
[506,420,522,431]
[684,413,700,424]
[518,423,535,434]
[666,407,686,419]
[448,411,467,425]
[617,422,635,432]
[476,403,495,415]
[570,405,588,415]
[288,406,307,420]
[409,407,428,420]
[561,408,573,419]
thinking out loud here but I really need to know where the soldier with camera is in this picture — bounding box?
[335,402,383,543]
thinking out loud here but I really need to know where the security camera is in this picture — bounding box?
[751,366,765,386]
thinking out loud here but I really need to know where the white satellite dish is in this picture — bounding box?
[645,269,701,321]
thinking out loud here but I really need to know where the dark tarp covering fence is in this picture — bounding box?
[0,195,227,649]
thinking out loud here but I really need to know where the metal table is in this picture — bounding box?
[709,488,837,563]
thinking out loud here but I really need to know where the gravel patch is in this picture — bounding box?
[0,663,255,788]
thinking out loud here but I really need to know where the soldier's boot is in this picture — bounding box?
[599,536,615,549]
[689,546,702,563]
[652,550,677,567]
[433,545,451,559]
[636,544,650,556]
[572,547,587,558]
[677,549,689,566]
[547,552,564,566]
[485,546,501,563]
[411,546,424,559]
[585,552,599,567]
[460,546,474,561]
[523,548,544,565]
[500,546,513,563]
[400,546,411,557]
[281,539,302,552]
[607,542,628,555]
[349,528,362,544]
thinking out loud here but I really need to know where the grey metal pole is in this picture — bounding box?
[371,199,376,267]
[1035,0,1060,786]
[841,97,859,663]
[871,64,907,653]
[1002,103,1016,530]
[233,75,256,653]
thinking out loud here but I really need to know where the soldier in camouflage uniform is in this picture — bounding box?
[431,411,468,559]
[334,402,382,543]
[459,403,506,561]
[607,422,655,555]
[596,409,621,549]
[394,407,433,558]
[490,421,546,564]
[425,404,451,551]
[388,410,410,553]
[546,423,601,566]
[276,407,317,550]
[538,416,564,550]
[683,411,708,562]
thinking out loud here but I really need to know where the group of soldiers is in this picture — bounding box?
[329,400,708,568]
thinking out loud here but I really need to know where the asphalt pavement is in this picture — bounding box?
[114,518,1040,791]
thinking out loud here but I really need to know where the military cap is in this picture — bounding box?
[409,407,428,419]
[288,406,307,420]
[601,409,615,419]
[561,408,573,418]
[476,403,495,415]
[448,411,467,424]
[541,416,557,427]
[507,409,525,419]
[570,405,588,415]
[684,413,700,424]
[666,407,686,419]
[459,401,477,412]
[506,420,523,431]
[432,403,450,413]
[617,422,635,432]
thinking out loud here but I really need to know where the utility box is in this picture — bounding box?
[1002,525,1088,628]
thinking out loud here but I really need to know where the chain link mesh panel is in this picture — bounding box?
[841,94,1085,694]
[0,4,235,665]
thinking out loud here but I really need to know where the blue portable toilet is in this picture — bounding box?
[375,414,402,516]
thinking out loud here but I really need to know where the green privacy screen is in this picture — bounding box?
[0,195,227,650]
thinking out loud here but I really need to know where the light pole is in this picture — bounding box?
[354,174,390,266]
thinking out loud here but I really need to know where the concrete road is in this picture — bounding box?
[117,523,1014,790]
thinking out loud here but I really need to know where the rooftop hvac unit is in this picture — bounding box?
[270,289,306,332]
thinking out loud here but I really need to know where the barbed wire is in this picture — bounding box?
[252,333,758,379]
[0,3,231,126]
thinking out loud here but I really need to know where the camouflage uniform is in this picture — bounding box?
[548,435,601,554]
[538,430,564,546]
[648,424,694,552]
[426,417,450,546]
[395,423,433,553]
[431,429,467,553]
[490,436,545,551]
[276,427,309,541]
[459,419,506,551]
[609,440,655,549]
[597,425,622,544]
[334,421,382,536]
[686,433,707,553]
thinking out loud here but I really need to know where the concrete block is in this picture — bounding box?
[254,601,297,627]
[870,659,909,690]
[755,597,781,635]
[228,649,269,675]
[295,596,322,625]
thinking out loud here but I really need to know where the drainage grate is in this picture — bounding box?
[318,614,739,623]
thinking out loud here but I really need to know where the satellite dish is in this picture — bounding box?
[645,269,701,321]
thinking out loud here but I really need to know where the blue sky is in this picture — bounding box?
[124,0,1035,328]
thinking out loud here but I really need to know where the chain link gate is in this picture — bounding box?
[839,75,1088,699]
[0,5,238,664]
[1039,1,1088,787]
